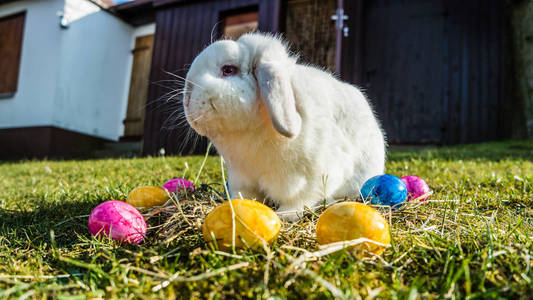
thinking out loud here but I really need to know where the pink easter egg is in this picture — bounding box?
[401,176,431,201]
[162,178,195,194]
[88,201,147,244]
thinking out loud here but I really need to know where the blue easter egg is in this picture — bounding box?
[361,174,407,208]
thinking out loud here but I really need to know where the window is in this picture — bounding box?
[223,10,258,40]
[0,11,25,98]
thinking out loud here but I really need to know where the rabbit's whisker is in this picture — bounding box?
[210,20,223,44]
[162,110,184,128]
[188,114,205,123]
[163,71,204,90]
[150,80,181,92]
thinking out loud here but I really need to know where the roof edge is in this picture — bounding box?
[109,0,155,26]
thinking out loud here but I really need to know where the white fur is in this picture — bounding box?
[184,33,386,220]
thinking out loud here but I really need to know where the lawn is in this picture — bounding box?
[0,140,532,299]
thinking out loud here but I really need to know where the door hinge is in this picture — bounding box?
[331,8,349,37]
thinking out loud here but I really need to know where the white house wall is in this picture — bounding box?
[0,0,64,129]
[53,6,134,141]
[0,0,142,142]
[63,0,100,25]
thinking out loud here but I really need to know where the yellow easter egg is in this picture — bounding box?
[126,186,169,209]
[202,199,282,250]
[316,202,390,256]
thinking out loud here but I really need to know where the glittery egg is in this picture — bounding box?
[401,176,431,201]
[88,200,146,244]
[162,178,195,194]
[361,174,407,208]
[126,186,169,209]
[316,202,390,255]
[202,199,282,250]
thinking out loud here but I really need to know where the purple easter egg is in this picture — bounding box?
[88,201,146,244]
[162,178,195,193]
[401,176,431,201]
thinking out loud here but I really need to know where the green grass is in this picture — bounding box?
[0,140,532,299]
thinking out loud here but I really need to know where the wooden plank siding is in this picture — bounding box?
[143,0,280,155]
[340,0,364,86]
[143,0,511,151]
[343,0,507,144]
[444,0,506,144]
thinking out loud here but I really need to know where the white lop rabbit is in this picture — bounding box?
[183,33,386,220]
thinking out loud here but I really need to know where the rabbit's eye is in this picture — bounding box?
[221,65,239,77]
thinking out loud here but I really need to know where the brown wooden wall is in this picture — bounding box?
[143,0,280,155]
[342,0,511,144]
[143,0,516,150]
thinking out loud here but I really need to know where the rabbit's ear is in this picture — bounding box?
[255,57,302,138]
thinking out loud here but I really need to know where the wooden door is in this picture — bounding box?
[143,0,280,155]
[342,0,506,144]
[123,34,154,139]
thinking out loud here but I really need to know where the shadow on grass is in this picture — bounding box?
[0,200,96,248]
[0,199,202,257]
[388,139,533,161]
